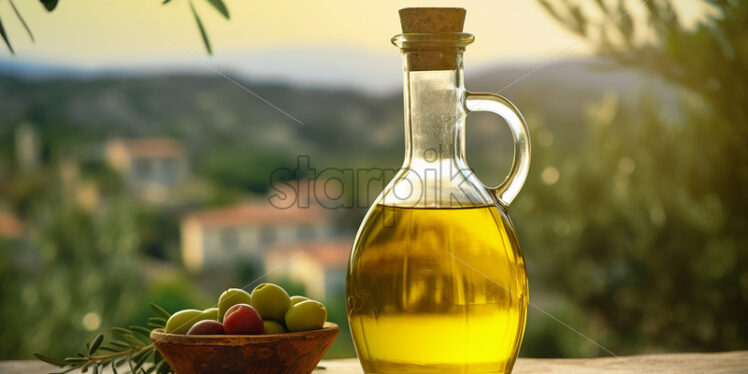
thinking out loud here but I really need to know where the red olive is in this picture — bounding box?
[186,320,225,335]
[223,303,264,335]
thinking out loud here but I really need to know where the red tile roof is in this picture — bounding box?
[110,138,184,158]
[0,211,24,239]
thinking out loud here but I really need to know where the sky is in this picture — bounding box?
[0,0,710,91]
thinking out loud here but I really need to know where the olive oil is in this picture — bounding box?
[347,204,528,373]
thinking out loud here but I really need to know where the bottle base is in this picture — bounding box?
[360,359,514,374]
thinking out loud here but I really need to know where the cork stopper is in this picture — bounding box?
[396,8,468,71]
[399,7,466,33]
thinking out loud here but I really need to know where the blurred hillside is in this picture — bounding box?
[0,58,672,180]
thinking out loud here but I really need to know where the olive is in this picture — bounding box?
[218,288,252,322]
[250,283,290,321]
[223,304,264,335]
[284,300,327,332]
[289,296,309,306]
[263,320,287,334]
[165,309,205,334]
[187,320,224,335]
[201,307,219,321]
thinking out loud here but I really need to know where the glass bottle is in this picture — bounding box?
[346,8,531,374]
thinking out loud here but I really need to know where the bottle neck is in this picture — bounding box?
[381,33,491,208]
[402,57,466,169]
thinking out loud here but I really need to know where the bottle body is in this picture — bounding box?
[347,30,531,373]
[347,203,527,373]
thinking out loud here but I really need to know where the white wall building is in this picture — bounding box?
[180,201,333,271]
[105,138,188,202]
[264,240,351,300]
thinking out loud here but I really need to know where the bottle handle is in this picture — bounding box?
[465,92,531,206]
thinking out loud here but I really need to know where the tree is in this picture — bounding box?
[0,173,147,359]
[518,0,747,354]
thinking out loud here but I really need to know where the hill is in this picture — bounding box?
[0,58,674,183]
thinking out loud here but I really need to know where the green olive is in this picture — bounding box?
[250,283,291,321]
[289,295,309,306]
[218,288,252,322]
[201,307,219,321]
[284,300,327,332]
[263,320,287,334]
[165,309,205,334]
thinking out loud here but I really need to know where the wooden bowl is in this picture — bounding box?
[150,322,339,374]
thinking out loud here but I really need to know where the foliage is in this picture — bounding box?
[35,303,174,374]
[134,205,181,261]
[0,165,147,359]
[128,276,213,328]
[519,0,748,355]
[323,291,356,359]
[195,146,299,194]
[0,0,227,54]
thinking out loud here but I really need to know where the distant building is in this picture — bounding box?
[105,138,188,202]
[265,240,351,300]
[15,123,40,170]
[180,201,334,271]
[0,211,24,240]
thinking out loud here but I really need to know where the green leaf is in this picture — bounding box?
[89,334,104,355]
[133,350,152,372]
[189,0,213,55]
[0,15,14,54]
[204,0,229,19]
[537,0,564,24]
[130,325,153,339]
[124,334,144,348]
[64,357,86,363]
[39,0,58,11]
[9,0,35,42]
[109,340,131,349]
[616,0,633,43]
[111,361,118,374]
[33,353,68,367]
[147,317,167,326]
[569,5,587,36]
[158,360,172,374]
[594,0,607,12]
[153,360,166,373]
[149,303,171,319]
[162,0,172,4]
[111,327,133,337]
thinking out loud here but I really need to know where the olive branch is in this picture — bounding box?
[34,303,175,374]
[0,0,228,55]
